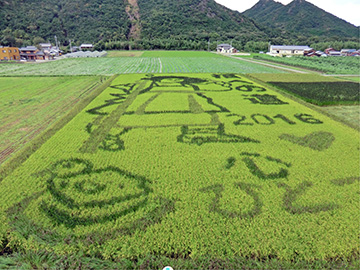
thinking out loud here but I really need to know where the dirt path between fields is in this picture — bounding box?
[227,55,309,73]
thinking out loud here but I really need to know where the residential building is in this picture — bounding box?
[269,45,312,56]
[340,49,357,56]
[304,49,327,57]
[36,51,46,60]
[39,43,52,51]
[328,51,341,56]
[71,46,80,52]
[80,44,94,51]
[350,50,360,56]
[19,46,38,61]
[325,48,336,54]
[217,44,237,54]
[0,46,20,61]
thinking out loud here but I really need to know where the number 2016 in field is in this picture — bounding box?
[230,113,323,126]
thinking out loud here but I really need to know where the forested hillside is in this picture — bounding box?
[243,0,359,39]
[137,0,275,47]
[0,0,275,50]
[0,0,130,45]
[0,0,358,50]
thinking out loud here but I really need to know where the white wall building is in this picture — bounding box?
[217,44,236,54]
[269,45,312,56]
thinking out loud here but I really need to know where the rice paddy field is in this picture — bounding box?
[253,54,360,75]
[0,51,286,76]
[0,76,107,166]
[0,69,359,269]
[249,73,360,106]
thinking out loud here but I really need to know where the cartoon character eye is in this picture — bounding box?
[50,158,93,178]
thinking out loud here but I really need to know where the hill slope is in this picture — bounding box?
[0,0,272,47]
[243,0,359,38]
[0,0,130,44]
[138,0,269,41]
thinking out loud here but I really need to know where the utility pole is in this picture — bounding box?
[268,41,271,53]
[69,39,73,52]
[208,39,210,52]
[54,35,58,50]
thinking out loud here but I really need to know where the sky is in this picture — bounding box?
[214,0,360,26]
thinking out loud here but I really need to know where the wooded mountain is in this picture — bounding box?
[243,0,359,39]
[0,0,277,49]
[0,0,358,50]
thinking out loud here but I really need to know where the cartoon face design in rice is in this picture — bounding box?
[40,159,152,229]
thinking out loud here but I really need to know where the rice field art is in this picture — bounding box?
[0,73,359,268]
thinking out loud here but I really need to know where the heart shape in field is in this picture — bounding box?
[279,131,335,151]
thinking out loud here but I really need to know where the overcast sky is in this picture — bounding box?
[214,0,360,26]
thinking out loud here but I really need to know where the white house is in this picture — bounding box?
[80,44,94,51]
[39,43,52,51]
[217,44,237,54]
[269,45,312,56]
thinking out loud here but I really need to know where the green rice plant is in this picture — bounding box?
[268,81,360,106]
[0,54,286,76]
[0,76,107,166]
[254,55,360,75]
[279,131,335,151]
[0,73,359,268]
[248,73,342,83]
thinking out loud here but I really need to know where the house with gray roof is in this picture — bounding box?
[269,45,312,56]
[217,44,237,54]
[19,46,38,61]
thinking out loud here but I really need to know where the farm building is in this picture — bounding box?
[269,45,312,56]
[328,51,341,56]
[217,44,237,54]
[80,44,94,51]
[0,46,20,61]
[64,51,107,58]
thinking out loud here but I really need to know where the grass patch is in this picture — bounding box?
[268,81,360,106]
[141,50,221,57]
[248,73,342,83]
[1,251,358,270]
[336,76,360,82]
[106,51,144,57]
[253,55,360,75]
[0,76,108,166]
[0,75,117,181]
[320,105,360,129]
[0,56,286,75]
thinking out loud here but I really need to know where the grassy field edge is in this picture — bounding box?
[1,251,359,270]
[0,75,118,182]
[246,74,360,131]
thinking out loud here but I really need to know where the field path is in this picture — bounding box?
[158,58,163,73]
[323,74,360,77]
[227,55,308,73]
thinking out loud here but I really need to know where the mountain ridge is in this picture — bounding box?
[0,0,358,50]
[243,0,359,38]
[0,0,276,48]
